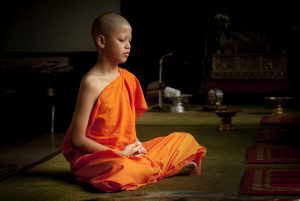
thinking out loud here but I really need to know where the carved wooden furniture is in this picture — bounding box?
[201,41,291,102]
[211,53,287,79]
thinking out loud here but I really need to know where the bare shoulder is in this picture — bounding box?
[81,73,103,88]
[79,73,105,99]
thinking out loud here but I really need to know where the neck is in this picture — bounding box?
[95,59,119,75]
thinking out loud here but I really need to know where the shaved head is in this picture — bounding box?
[91,12,131,45]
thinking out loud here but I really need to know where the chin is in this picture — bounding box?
[119,59,127,64]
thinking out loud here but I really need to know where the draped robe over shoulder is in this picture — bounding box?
[62,67,206,192]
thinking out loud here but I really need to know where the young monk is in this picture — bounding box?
[62,12,207,192]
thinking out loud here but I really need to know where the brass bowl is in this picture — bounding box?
[215,109,239,118]
[264,96,292,115]
[215,109,240,131]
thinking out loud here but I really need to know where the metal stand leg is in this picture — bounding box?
[51,104,55,134]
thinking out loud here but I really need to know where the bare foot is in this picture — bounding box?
[177,162,197,175]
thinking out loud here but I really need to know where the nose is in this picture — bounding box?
[126,42,131,49]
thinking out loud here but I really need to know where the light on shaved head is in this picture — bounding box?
[91,12,131,45]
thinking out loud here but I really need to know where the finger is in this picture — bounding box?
[141,147,147,153]
[135,139,142,147]
[135,143,143,149]
[138,146,147,154]
[133,144,142,153]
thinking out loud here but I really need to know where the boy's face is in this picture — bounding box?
[104,24,132,64]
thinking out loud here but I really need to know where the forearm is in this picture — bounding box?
[71,135,112,154]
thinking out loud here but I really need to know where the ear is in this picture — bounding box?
[96,34,105,48]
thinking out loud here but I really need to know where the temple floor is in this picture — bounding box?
[0,103,299,201]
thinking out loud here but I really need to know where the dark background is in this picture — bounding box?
[120,0,300,96]
[1,0,299,140]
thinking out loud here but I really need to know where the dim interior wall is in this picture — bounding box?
[1,0,120,53]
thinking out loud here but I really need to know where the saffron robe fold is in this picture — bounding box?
[62,67,207,192]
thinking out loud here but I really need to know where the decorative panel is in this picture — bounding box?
[211,54,287,79]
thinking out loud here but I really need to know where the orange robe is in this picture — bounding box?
[62,67,206,192]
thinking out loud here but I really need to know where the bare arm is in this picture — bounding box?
[69,76,143,156]
[69,76,108,153]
